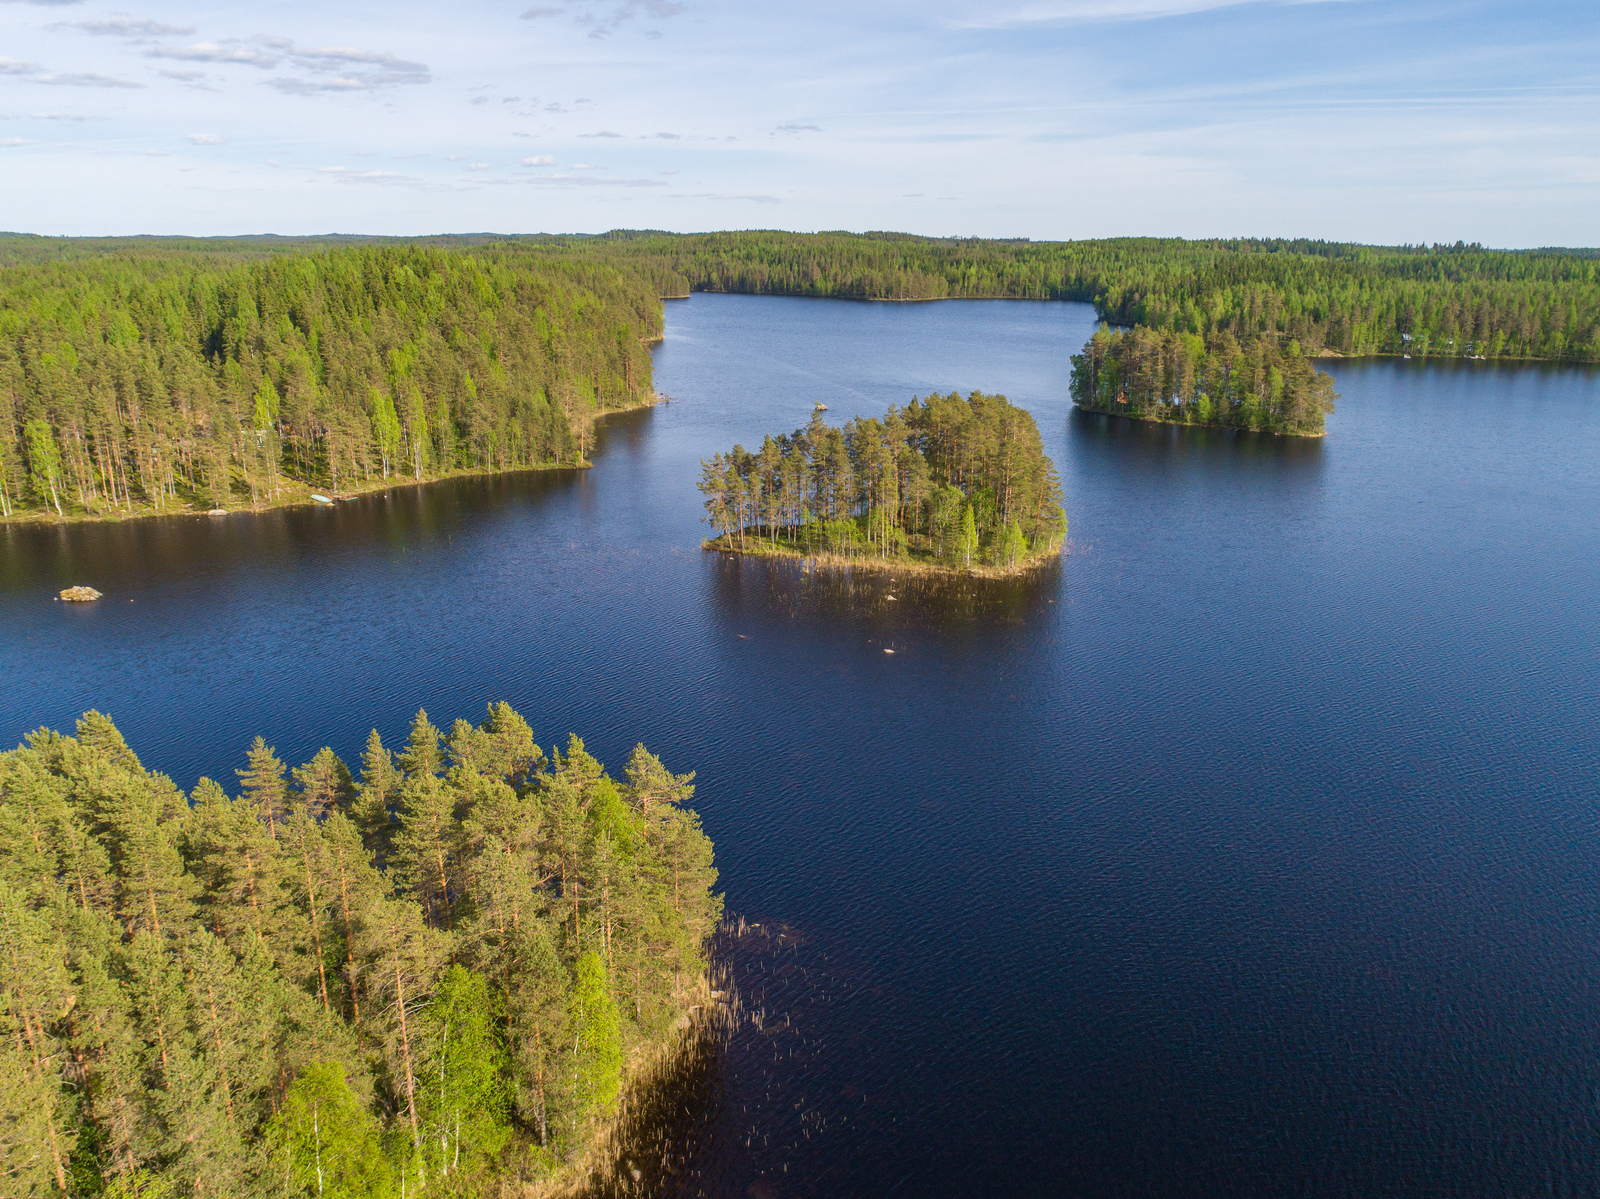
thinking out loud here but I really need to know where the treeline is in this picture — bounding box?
[556,232,1600,362]
[0,706,719,1196]
[0,245,661,518]
[1071,327,1338,435]
[698,392,1066,570]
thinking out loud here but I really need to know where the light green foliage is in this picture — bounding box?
[568,953,623,1124]
[268,1062,392,1199]
[414,966,510,1178]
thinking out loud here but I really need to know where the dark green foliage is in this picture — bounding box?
[1071,326,1339,435]
[0,245,661,518]
[556,231,1600,361]
[698,393,1066,569]
[0,706,719,1195]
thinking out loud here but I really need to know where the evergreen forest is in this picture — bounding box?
[0,244,661,519]
[4,228,1598,519]
[0,705,720,1197]
[697,393,1067,571]
[1069,327,1339,435]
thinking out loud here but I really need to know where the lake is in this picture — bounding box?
[3,295,1599,1197]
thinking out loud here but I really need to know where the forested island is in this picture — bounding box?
[0,705,720,1197]
[3,229,1597,520]
[1070,327,1339,436]
[697,392,1066,575]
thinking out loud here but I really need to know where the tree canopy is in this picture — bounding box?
[698,393,1066,571]
[0,705,719,1195]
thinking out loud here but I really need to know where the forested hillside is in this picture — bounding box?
[1070,327,1339,436]
[0,706,719,1197]
[699,392,1066,571]
[0,245,661,519]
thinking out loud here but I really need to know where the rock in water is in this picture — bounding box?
[59,586,101,602]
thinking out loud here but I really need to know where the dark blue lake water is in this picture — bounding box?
[3,295,1599,1197]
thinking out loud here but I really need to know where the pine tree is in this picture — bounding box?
[237,737,289,840]
[396,710,443,780]
[354,730,398,862]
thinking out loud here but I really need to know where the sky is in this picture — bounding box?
[0,0,1595,244]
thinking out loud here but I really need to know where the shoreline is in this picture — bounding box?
[1073,402,1327,438]
[703,536,1059,580]
[0,392,667,528]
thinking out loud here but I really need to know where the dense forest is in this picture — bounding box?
[0,705,720,1196]
[4,228,1596,518]
[1069,327,1339,435]
[559,231,1600,362]
[698,393,1066,571]
[0,244,661,519]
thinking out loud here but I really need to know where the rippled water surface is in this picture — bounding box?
[4,295,1600,1197]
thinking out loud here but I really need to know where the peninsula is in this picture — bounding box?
[698,392,1067,576]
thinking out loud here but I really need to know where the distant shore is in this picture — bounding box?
[0,393,666,527]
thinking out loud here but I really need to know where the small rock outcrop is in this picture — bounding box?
[59,586,102,602]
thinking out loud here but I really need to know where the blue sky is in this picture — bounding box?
[1,0,1594,243]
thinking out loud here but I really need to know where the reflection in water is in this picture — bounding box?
[1070,406,1328,470]
[704,551,1061,631]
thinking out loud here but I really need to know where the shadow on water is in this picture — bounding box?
[703,551,1063,632]
[1069,407,1328,470]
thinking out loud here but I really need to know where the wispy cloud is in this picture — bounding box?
[148,43,278,69]
[520,4,564,15]
[56,16,194,39]
[268,44,431,93]
[775,123,821,133]
[468,161,490,170]
[0,57,142,87]
[515,173,667,188]
[187,133,224,145]
[0,138,37,147]
[579,130,624,138]
[32,111,97,121]
[577,0,686,37]
[522,154,555,165]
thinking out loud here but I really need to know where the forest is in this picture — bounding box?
[544,231,1600,362]
[0,244,661,519]
[697,393,1067,572]
[1069,327,1339,436]
[4,228,1597,519]
[0,705,720,1197]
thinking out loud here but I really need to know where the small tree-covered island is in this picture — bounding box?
[698,391,1067,576]
[1071,327,1339,436]
[0,705,721,1197]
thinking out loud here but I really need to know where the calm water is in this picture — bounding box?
[4,296,1600,1197]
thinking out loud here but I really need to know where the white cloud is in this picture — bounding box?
[31,112,96,121]
[187,133,224,144]
[3,57,144,88]
[579,130,624,138]
[149,43,279,68]
[468,161,490,170]
[571,162,602,169]
[522,154,555,165]
[0,138,36,147]
[59,16,195,38]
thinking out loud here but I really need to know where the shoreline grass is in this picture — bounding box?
[702,535,1058,580]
